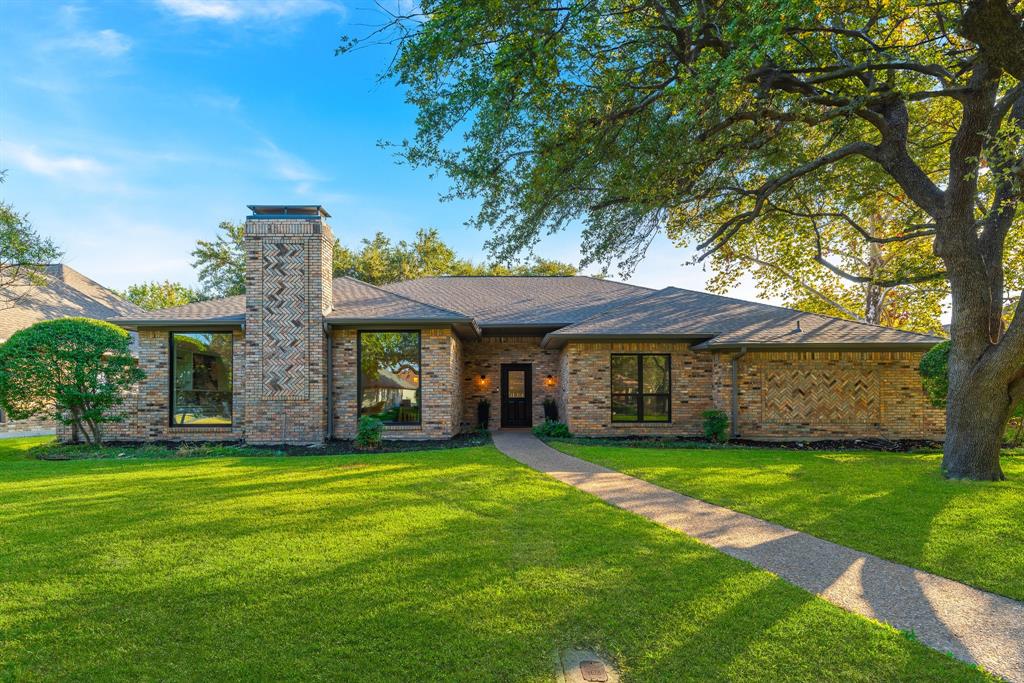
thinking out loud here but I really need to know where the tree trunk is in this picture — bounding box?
[943,372,1008,480]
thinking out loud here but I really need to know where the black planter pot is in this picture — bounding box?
[477,401,491,429]
[543,401,558,422]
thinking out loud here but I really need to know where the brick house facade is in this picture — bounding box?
[83,204,945,445]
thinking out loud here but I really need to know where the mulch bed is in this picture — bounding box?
[547,434,945,452]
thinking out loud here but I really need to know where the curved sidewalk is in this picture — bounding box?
[491,430,1024,682]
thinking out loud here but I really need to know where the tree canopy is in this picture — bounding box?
[347,0,1024,479]
[190,220,578,297]
[0,171,62,309]
[0,318,144,445]
[121,280,206,311]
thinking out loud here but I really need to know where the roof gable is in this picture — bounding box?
[0,265,143,341]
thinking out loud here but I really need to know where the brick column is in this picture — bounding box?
[243,206,334,444]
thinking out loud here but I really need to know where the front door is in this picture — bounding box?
[500,364,532,428]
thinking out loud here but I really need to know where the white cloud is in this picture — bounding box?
[158,0,344,22]
[258,139,323,188]
[63,28,133,57]
[2,142,109,178]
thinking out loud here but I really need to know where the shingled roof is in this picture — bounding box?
[383,276,651,326]
[0,265,143,341]
[113,275,942,348]
[542,286,942,348]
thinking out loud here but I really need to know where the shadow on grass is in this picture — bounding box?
[0,448,985,681]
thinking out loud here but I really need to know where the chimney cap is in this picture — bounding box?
[247,205,331,219]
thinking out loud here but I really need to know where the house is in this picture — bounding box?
[86,205,945,445]
[0,264,143,435]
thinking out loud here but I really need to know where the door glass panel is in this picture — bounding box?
[507,370,526,399]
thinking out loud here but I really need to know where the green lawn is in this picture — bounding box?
[548,440,1024,601]
[0,437,989,681]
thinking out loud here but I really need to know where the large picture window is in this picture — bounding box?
[170,332,233,426]
[611,354,671,423]
[358,331,421,424]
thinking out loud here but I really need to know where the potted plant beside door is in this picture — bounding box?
[543,398,558,421]
[477,398,491,430]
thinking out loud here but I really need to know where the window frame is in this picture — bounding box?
[356,329,423,426]
[168,331,235,428]
[609,353,672,423]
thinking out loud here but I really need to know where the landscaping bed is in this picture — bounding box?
[27,430,491,460]
[542,434,944,452]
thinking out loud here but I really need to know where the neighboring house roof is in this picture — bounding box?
[113,275,942,349]
[382,275,651,326]
[0,264,144,341]
[543,287,942,349]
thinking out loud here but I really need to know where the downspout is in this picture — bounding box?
[729,346,748,439]
[324,322,333,441]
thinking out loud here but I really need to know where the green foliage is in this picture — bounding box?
[191,220,246,298]
[702,410,730,443]
[532,419,571,439]
[121,280,206,310]
[0,171,63,308]
[193,221,578,294]
[919,341,951,408]
[0,318,144,445]
[355,415,383,449]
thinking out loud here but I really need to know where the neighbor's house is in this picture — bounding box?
[82,205,945,445]
[0,264,143,435]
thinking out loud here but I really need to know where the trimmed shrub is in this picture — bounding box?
[542,397,559,421]
[532,420,571,438]
[0,317,144,445]
[477,398,491,429]
[702,409,730,442]
[355,416,383,449]
[918,340,949,407]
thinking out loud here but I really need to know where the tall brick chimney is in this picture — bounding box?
[243,205,334,444]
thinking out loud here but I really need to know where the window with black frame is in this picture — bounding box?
[359,331,421,424]
[170,332,233,426]
[610,353,671,422]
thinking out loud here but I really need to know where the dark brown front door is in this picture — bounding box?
[500,364,532,428]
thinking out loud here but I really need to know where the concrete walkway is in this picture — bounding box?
[491,430,1024,682]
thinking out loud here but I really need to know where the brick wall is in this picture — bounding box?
[243,216,333,444]
[562,343,943,440]
[1,414,55,435]
[331,327,461,440]
[58,328,246,442]
[461,336,561,429]
[723,350,945,440]
[563,341,716,436]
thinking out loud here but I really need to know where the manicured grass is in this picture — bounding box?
[547,440,1024,601]
[0,440,990,681]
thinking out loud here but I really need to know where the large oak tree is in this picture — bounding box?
[348,0,1024,480]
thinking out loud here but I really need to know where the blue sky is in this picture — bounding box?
[0,0,744,295]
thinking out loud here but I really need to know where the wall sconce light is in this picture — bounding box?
[477,374,488,387]
[545,374,557,387]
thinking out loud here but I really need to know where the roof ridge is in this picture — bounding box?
[334,276,472,319]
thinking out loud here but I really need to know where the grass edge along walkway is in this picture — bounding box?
[491,430,1024,682]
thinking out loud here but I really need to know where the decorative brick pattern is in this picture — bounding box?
[243,216,333,444]
[724,350,945,440]
[260,240,309,399]
[460,336,561,429]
